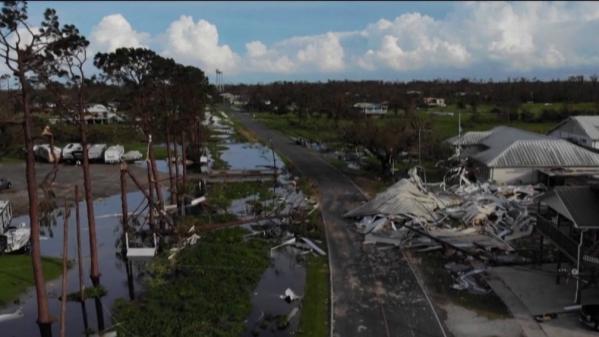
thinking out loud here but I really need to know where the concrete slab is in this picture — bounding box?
[489,264,599,337]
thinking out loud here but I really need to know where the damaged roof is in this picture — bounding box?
[540,186,599,229]
[475,139,599,168]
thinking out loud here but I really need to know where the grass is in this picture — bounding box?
[206,181,274,210]
[206,141,230,170]
[296,255,329,337]
[112,227,270,337]
[124,142,168,160]
[0,255,63,307]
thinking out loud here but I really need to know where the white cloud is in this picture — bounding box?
[356,13,471,71]
[84,3,599,79]
[295,33,345,71]
[161,15,238,73]
[244,41,296,73]
[91,14,149,52]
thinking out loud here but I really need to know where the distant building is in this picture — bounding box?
[406,90,422,96]
[423,97,446,107]
[548,116,599,150]
[447,126,599,184]
[353,102,388,116]
[84,104,124,124]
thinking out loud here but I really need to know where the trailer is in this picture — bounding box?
[104,145,125,164]
[62,143,83,163]
[0,201,30,253]
[73,143,107,163]
[33,144,62,163]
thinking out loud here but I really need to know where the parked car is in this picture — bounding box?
[0,178,12,191]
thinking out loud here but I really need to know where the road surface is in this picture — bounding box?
[232,111,447,337]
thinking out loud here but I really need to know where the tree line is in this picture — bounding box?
[0,1,211,336]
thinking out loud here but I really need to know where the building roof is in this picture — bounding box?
[540,186,599,229]
[549,116,599,141]
[475,138,599,168]
[446,131,492,146]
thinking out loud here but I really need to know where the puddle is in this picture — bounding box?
[1,190,163,337]
[242,246,306,337]
[221,143,282,171]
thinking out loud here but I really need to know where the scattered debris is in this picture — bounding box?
[0,307,23,323]
[348,166,544,293]
[280,288,301,302]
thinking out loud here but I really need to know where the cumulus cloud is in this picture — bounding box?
[161,15,239,73]
[91,14,149,52]
[86,3,599,79]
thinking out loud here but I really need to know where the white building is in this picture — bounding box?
[423,97,446,107]
[353,102,388,116]
[548,116,599,150]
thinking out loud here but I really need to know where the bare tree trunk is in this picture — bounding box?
[148,143,164,230]
[78,98,100,287]
[146,158,155,231]
[120,164,128,256]
[173,136,181,214]
[180,132,187,217]
[165,125,175,205]
[19,72,52,336]
[181,132,187,188]
[75,185,84,302]
[59,200,69,337]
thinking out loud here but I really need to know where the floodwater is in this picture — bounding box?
[242,246,306,337]
[1,110,307,337]
[221,143,282,171]
[1,190,158,337]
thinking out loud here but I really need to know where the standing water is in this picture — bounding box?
[1,190,162,337]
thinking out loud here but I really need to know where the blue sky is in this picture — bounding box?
[24,1,599,83]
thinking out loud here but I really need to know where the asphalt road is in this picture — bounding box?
[232,111,447,337]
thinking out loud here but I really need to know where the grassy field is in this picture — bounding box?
[0,255,63,307]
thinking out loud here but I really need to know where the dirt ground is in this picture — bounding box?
[0,161,168,216]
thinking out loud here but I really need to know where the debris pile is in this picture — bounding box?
[346,167,543,256]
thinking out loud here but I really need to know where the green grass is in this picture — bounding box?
[124,142,168,160]
[206,180,275,212]
[0,255,63,307]
[297,255,329,337]
[112,227,270,337]
[207,141,230,170]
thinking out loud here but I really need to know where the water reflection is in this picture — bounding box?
[1,190,161,337]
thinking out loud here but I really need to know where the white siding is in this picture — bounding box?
[490,167,537,184]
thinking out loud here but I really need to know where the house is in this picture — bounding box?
[536,185,599,303]
[548,116,599,150]
[353,102,388,116]
[448,126,599,184]
[84,104,124,124]
[423,97,446,107]
[445,130,492,156]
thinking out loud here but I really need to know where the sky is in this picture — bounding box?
[17,1,599,84]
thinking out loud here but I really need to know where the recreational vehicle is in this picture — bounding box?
[104,145,125,164]
[0,201,30,253]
